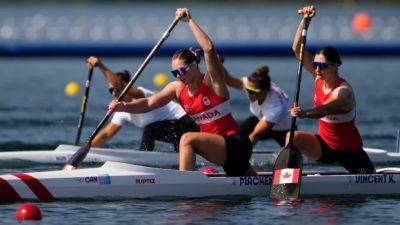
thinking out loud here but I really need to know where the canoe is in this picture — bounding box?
[0,144,277,167]
[1,161,400,202]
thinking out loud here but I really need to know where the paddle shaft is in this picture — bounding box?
[269,18,311,201]
[288,18,310,148]
[74,68,94,146]
[66,17,182,167]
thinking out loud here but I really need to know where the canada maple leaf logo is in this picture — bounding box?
[282,172,291,179]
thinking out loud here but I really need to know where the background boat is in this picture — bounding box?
[0,145,399,168]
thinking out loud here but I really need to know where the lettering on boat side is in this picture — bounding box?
[86,157,102,163]
[74,174,111,185]
[55,155,69,162]
[135,178,156,184]
[84,176,98,183]
[349,174,396,184]
[235,175,272,186]
[56,155,101,163]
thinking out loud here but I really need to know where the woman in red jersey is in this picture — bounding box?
[289,5,375,174]
[109,8,256,176]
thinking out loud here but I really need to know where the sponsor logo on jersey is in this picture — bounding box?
[203,96,211,106]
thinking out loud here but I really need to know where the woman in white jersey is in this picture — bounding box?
[223,63,291,147]
[87,57,199,151]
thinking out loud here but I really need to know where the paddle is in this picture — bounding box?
[63,16,182,169]
[74,68,94,146]
[269,18,311,201]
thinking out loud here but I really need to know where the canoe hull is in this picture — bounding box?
[1,162,400,202]
[0,145,398,168]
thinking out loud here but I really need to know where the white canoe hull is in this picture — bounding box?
[0,144,278,167]
[0,144,399,168]
[1,161,400,202]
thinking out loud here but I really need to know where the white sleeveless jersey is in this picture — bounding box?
[111,87,186,128]
[243,78,291,131]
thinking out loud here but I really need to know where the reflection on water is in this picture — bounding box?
[1,195,400,224]
[307,197,367,225]
[176,197,253,223]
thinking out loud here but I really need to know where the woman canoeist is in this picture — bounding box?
[289,5,375,174]
[222,62,291,147]
[87,56,199,152]
[109,8,257,176]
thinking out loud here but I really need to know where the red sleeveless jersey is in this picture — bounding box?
[178,80,239,136]
[314,77,363,151]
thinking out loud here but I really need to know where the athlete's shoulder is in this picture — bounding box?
[333,85,353,98]
[335,77,353,94]
[168,81,186,99]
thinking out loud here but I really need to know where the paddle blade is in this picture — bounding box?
[269,147,303,201]
[65,144,91,168]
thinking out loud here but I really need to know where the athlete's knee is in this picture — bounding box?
[179,132,197,148]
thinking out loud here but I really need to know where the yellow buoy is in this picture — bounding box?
[65,81,81,96]
[153,73,169,87]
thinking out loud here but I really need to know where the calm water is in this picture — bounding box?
[0,56,399,224]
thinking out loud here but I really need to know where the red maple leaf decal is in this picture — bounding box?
[282,172,291,179]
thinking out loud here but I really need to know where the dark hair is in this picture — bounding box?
[116,70,131,83]
[248,66,271,90]
[217,53,225,64]
[172,49,201,65]
[317,46,342,66]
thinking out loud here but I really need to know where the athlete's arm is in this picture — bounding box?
[91,123,121,147]
[292,6,316,79]
[177,8,229,98]
[291,86,355,118]
[87,56,145,98]
[87,56,123,89]
[110,81,179,113]
[222,66,243,90]
[216,53,243,89]
[249,119,275,146]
